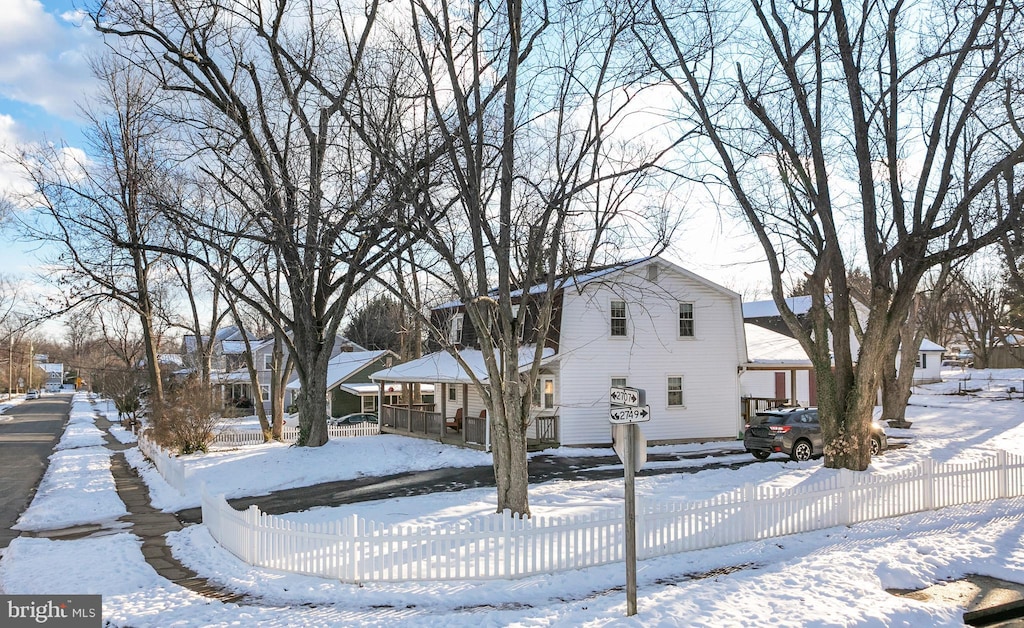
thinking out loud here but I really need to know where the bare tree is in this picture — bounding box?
[10,55,173,402]
[93,0,421,446]
[384,0,676,515]
[948,261,1014,367]
[640,0,1024,469]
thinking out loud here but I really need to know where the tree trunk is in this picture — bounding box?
[490,377,530,516]
[881,317,922,424]
[291,320,332,447]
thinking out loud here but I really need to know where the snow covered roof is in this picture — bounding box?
[287,350,393,391]
[40,363,64,374]
[743,295,816,318]
[220,340,249,355]
[743,324,812,366]
[434,258,658,309]
[919,339,945,352]
[370,346,556,384]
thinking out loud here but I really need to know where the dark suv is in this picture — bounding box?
[744,407,887,461]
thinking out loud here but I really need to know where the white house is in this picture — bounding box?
[743,296,945,389]
[740,324,816,415]
[370,257,749,448]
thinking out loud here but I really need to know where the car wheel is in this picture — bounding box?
[791,439,813,462]
[751,450,771,460]
[870,435,882,457]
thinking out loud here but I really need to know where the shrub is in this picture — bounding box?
[148,381,220,455]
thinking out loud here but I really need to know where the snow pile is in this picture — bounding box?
[13,446,128,532]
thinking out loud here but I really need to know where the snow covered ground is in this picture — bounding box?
[1,375,1023,626]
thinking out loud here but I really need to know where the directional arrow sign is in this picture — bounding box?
[609,405,651,424]
[610,386,641,407]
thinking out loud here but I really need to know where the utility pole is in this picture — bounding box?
[28,340,33,391]
[7,336,12,400]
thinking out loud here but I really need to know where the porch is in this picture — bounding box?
[380,404,560,451]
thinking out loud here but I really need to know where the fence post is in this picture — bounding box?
[247,505,260,564]
[502,509,513,578]
[348,513,360,583]
[922,458,934,511]
[997,449,1008,499]
[743,483,758,541]
[839,469,853,526]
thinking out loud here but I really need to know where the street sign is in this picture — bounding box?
[610,386,641,407]
[609,404,651,424]
[612,424,648,472]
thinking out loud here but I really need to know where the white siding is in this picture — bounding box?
[555,262,744,446]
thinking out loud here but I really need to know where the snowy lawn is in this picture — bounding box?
[1,374,1024,626]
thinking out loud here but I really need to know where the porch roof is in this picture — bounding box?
[370,346,555,384]
[286,350,394,391]
[743,323,813,368]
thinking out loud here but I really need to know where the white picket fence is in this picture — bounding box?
[202,449,1024,583]
[212,421,380,447]
[137,433,189,493]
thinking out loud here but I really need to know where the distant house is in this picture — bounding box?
[180,325,367,409]
[370,257,749,448]
[287,350,399,417]
[913,339,944,384]
[40,363,64,393]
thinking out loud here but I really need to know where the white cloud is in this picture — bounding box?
[0,0,101,120]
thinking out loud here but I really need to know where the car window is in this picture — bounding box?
[759,414,789,425]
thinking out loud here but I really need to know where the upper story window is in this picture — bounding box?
[263,353,274,371]
[610,300,627,337]
[449,313,465,345]
[611,377,627,389]
[678,302,694,338]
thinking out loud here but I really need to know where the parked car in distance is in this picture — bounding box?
[744,407,887,462]
[25,389,39,400]
[327,412,378,426]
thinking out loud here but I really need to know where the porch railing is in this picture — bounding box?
[740,396,791,424]
[464,414,486,445]
[381,405,443,437]
[534,415,558,444]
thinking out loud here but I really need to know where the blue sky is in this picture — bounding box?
[0,0,101,280]
[0,0,772,309]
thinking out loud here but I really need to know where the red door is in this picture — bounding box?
[774,372,786,401]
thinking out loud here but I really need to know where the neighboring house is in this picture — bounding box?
[40,363,64,393]
[195,329,368,410]
[741,324,816,421]
[370,257,749,448]
[743,297,945,390]
[286,350,399,417]
[911,339,944,384]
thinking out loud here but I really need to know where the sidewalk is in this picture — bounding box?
[96,415,245,603]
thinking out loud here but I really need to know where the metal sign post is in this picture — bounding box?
[609,387,648,617]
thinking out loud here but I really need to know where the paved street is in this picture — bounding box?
[0,394,71,549]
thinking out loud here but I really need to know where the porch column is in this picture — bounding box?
[378,381,385,426]
[790,369,798,405]
[462,383,468,444]
[439,382,447,425]
[406,383,413,433]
